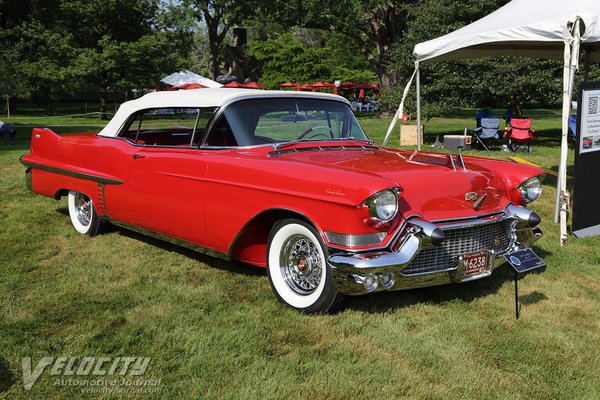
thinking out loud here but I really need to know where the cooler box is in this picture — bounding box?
[444,135,472,150]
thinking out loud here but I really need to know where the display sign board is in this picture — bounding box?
[503,249,545,274]
[573,82,600,237]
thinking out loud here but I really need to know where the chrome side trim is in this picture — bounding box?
[97,183,110,218]
[324,231,388,247]
[20,157,124,185]
[110,220,228,261]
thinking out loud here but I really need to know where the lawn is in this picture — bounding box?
[1,107,599,399]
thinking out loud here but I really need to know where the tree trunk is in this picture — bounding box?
[5,96,9,118]
[511,95,522,117]
[207,36,220,80]
[99,90,108,120]
[9,96,17,114]
[378,70,392,88]
[46,94,53,115]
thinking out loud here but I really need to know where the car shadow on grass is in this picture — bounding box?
[55,207,550,312]
[111,224,266,278]
[0,356,15,393]
[345,263,549,313]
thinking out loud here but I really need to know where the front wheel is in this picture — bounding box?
[267,219,345,313]
[67,191,103,236]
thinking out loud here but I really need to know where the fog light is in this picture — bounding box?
[363,274,378,292]
[379,272,395,289]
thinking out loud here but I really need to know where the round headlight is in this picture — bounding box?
[367,189,398,221]
[519,176,542,203]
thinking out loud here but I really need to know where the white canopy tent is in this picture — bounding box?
[160,70,222,88]
[383,0,600,245]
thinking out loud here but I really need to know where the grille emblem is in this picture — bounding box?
[465,192,478,201]
[494,236,502,246]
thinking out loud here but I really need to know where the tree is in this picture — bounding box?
[263,0,417,88]
[380,0,563,116]
[248,31,378,88]
[0,0,63,113]
[249,33,332,87]
[180,0,255,80]
[59,0,178,119]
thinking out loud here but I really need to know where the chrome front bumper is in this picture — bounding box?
[328,205,543,295]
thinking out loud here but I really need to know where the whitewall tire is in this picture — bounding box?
[67,191,102,236]
[267,219,344,313]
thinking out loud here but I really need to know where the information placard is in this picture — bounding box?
[573,82,600,237]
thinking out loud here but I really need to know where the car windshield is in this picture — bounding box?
[209,98,368,147]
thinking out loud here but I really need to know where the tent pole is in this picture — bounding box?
[555,18,582,244]
[555,41,571,226]
[416,61,422,151]
[383,68,417,147]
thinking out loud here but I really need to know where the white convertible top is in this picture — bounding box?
[98,88,349,137]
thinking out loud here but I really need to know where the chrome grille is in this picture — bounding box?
[401,220,512,276]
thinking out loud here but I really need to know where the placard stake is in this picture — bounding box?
[514,270,519,320]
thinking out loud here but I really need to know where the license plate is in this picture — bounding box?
[462,251,490,277]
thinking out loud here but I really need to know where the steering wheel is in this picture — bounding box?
[297,125,334,140]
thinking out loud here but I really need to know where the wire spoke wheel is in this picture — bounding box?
[74,192,92,227]
[267,219,345,313]
[68,191,103,236]
[280,234,323,295]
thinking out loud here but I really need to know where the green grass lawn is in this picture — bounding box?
[1,110,599,399]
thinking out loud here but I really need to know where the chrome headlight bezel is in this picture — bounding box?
[365,189,399,222]
[517,176,543,204]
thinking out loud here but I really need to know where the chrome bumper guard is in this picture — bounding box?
[328,205,543,295]
[25,167,33,191]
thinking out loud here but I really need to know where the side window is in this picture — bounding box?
[204,116,238,147]
[119,107,216,146]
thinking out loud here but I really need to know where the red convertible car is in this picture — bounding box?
[21,89,544,313]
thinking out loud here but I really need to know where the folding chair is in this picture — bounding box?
[505,118,536,152]
[568,114,577,141]
[0,122,15,145]
[472,117,501,151]
[476,109,493,128]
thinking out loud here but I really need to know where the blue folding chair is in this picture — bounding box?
[0,122,16,145]
[476,109,493,128]
[472,117,502,151]
[568,114,577,140]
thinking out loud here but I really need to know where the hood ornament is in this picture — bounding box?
[465,192,487,210]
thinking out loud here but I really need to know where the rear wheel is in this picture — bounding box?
[267,219,345,313]
[67,191,102,236]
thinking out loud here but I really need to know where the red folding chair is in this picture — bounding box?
[505,118,536,152]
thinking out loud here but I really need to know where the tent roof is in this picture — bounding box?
[414,0,600,63]
[160,70,222,88]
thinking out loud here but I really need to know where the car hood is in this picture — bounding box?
[276,147,513,221]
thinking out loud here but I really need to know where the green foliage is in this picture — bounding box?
[249,34,329,87]
[256,0,417,86]
[249,32,377,88]
[0,0,181,114]
[381,0,565,116]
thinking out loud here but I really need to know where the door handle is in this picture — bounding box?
[132,154,146,159]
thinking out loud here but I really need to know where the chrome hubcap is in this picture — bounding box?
[280,234,323,295]
[74,192,92,226]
